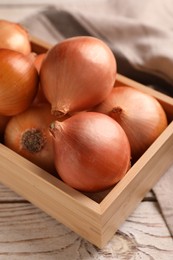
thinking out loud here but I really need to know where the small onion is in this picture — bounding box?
[40,36,117,117]
[0,49,39,116]
[4,104,58,174]
[93,86,168,161]
[0,19,31,55]
[49,112,131,192]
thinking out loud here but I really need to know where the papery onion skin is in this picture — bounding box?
[49,112,131,192]
[93,86,168,161]
[40,36,117,117]
[0,20,31,55]
[0,49,39,116]
[4,104,58,174]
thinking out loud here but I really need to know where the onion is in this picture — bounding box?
[40,36,116,117]
[49,112,131,192]
[93,86,168,161]
[4,104,58,174]
[0,20,31,55]
[0,49,38,116]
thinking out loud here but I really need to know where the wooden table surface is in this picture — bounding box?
[0,1,173,259]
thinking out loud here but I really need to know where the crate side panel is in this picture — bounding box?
[99,123,173,247]
[0,145,103,247]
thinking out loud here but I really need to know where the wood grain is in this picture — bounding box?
[0,183,24,202]
[0,185,173,259]
[153,164,173,235]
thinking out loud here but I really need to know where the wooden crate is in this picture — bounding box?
[0,36,173,249]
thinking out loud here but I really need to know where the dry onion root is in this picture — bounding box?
[40,36,117,117]
[49,112,131,192]
[93,86,168,161]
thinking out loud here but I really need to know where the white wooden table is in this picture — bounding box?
[0,1,173,259]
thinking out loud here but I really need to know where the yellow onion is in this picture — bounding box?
[0,49,39,116]
[93,86,168,161]
[0,19,31,55]
[49,112,131,192]
[4,104,58,175]
[40,36,117,117]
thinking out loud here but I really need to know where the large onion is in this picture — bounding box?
[0,20,31,55]
[93,86,168,161]
[40,36,116,117]
[49,112,131,192]
[0,49,38,116]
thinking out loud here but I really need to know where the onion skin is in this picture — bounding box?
[0,49,39,116]
[4,104,58,174]
[0,20,31,55]
[49,112,131,192]
[93,86,168,161]
[40,36,117,117]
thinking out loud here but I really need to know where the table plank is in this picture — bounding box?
[153,165,173,235]
[0,197,172,259]
[0,183,25,202]
[0,182,155,203]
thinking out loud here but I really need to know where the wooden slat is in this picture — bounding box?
[0,200,172,259]
[153,164,173,235]
[0,183,25,202]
